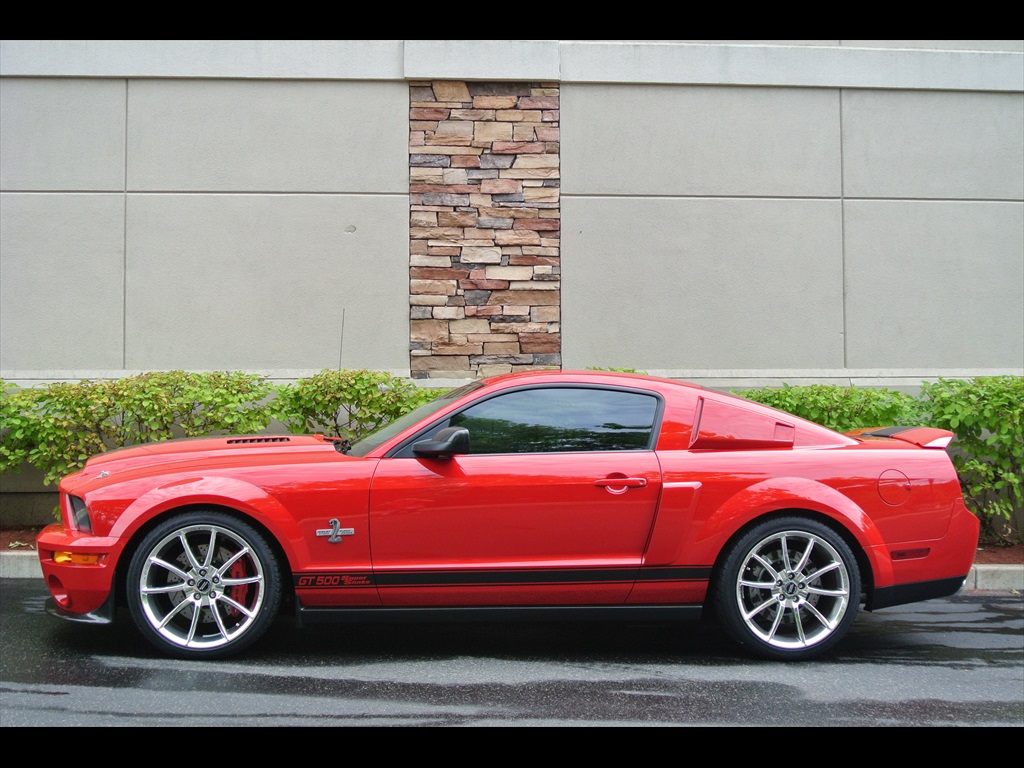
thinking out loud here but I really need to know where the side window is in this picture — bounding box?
[448,387,659,454]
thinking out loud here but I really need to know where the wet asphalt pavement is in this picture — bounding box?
[1,579,1021,726]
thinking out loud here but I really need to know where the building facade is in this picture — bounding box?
[2,40,1022,394]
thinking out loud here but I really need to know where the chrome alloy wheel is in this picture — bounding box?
[135,523,267,651]
[734,529,852,651]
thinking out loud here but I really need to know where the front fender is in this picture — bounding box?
[109,475,306,567]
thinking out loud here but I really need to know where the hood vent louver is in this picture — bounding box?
[226,437,292,445]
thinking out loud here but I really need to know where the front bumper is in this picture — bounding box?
[45,591,117,624]
[36,523,122,617]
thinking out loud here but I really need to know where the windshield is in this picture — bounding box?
[345,381,484,457]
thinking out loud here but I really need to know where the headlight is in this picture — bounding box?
[68,495,92,533]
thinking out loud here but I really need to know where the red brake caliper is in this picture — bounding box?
[226,558,252,618]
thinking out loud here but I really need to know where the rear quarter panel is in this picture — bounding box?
[649,444,967,589]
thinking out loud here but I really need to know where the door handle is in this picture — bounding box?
[595,476,648,492]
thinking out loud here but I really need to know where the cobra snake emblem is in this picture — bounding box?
[327,518,342,543]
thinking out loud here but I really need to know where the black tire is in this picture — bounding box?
[712,516,861,661]
[126,511,282,659]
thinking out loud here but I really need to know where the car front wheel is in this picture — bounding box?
[126,511,282,659]
[713,516,861,661]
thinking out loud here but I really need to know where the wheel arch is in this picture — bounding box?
[706,507,876,608]
[699,476,894,607]
[112,502,295,612]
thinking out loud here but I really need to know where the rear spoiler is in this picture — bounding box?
[852,426,955,449]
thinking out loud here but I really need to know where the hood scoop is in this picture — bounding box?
[225,437,292,445]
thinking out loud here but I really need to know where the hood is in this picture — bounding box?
[63,434,346,490]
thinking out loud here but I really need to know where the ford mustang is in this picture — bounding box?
[36,370,980,661]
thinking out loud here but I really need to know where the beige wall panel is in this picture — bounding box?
[0,40,406,79]
[0,193,124,368]
[124,194,409,371]
[845,41,1023,52]
[845,200,1024,368]
[126,80,409,192]
[650,42,1020,50]
[0,78,125,191]
[561,197,845,370]
[672,40,838,46]
[561,84,840,197]
[560,44,1020,91]
[843,90,1024,200]
[404,40,560,80]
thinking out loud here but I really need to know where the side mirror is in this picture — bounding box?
[412,426,470,458]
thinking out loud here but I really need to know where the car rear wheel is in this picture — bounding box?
[126,511,282,659]
[713,516,861,661]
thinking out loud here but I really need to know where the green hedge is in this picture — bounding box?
[272,368,441,441]
[915,377,1023,541]
[0,369,442,488]
[734,383,918,432]
[738,377,1023,544]
[1,371,276,485]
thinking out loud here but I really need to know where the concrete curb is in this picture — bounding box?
[1,551,42,581]
[2,550,1021,593]
[960,563,1024,593]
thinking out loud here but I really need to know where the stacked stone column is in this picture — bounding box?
[409,81,560,379]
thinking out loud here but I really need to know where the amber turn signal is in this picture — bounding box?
[53,551,101,565]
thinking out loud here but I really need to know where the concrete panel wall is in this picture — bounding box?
[561,85,841,197]
[0,193,125,369]
[845,201,1024,368]
[1,76,411,380]
[6,41,1019,91]
[124,194,409,371]
[843,90,1024,200]
[561,197,844,371]
[846,41,1023,52]
[127,80,409,192]
[558,42,1023,91]
[2,40,1021,389]
[0,40,407,79]
[404,40,560,81]
[559,77,1023,385]
[0,78,125,190]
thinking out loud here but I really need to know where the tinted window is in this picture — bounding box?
[448,387,658,454]
[347,381,483,457]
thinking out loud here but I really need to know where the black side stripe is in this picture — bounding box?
[374,567,638,587]
[294,566,712,589]
[638,567,713,582]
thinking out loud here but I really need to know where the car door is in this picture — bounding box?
[367,385,664,606]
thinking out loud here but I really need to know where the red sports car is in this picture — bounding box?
[36,370,979,661]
